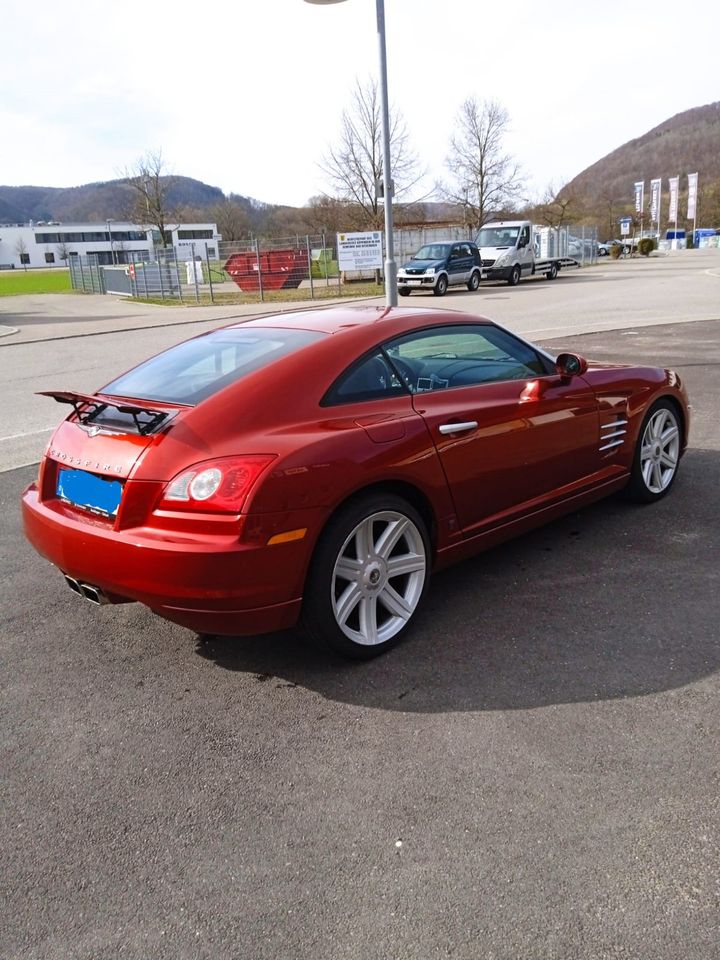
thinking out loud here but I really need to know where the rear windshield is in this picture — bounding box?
[101,327,325,405]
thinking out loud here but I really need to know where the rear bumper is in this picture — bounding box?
[22,483,313,636]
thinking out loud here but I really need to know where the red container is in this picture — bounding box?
[224,249,309,291]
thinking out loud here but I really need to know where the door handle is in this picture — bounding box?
[439,421,478,435]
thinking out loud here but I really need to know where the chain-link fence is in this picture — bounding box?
[69,236,352,303]
[68,223,601,301]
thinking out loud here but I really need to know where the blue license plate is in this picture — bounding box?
[56,468,123,517]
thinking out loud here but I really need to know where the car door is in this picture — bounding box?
[385,324,601,535]
[446,244,467,286]
[517,224,533,275]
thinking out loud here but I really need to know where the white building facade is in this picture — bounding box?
[0,220,220,270]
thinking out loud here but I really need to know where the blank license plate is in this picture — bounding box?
[56,468,123,517]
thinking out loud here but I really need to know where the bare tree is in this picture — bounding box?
[56,241,72,262]
[209,200,252,243]
[14,236,29,270]
[123,150,178,247]
[536,182,583,229]
[302,195,352,237]
[443,98,525,231]
[320,77,423,229]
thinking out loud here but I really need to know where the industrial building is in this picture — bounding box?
[0,220,220,270]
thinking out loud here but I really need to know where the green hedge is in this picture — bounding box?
[637,238,657,257]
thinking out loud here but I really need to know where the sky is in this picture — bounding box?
[1,0,718,209]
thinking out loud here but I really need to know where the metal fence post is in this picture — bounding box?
[206,245,214,303]
[158,251,165,300]
[306,235,314,300]
[255,239,264,302]
[191,243,200,303]
[175,249,183,303]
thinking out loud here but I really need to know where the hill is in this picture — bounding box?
[0,176,227,224]
[562,101,720,211]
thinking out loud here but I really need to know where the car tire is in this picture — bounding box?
[546,263,558,280]
[399,287,411,297]
[433,275,448,296]
[625,399,682,503]
[507,265,521,286]
[301,494,430,659]
[466,270,481,291]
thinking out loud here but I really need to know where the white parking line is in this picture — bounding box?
[0,427,55,442]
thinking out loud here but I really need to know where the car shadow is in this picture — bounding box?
[196,447,719,714]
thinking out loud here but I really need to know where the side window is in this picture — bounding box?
[324,351,405,406]
[449,245,462,260]
[519,226,530,246]
[461,244,473,257]
[385,325,552,391]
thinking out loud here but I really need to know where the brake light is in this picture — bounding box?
[157,455,276,513]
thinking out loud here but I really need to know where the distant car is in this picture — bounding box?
[606,239,632,255]
[397,241,482,296]
[22,305,690,659]
[598,242,611,256]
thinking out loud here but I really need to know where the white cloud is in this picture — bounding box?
[2,0,718,206]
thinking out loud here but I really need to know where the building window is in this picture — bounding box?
[177,229,213,240]
[45,252,56,264]
[20,253,30,265]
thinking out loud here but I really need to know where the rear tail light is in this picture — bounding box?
[156,455,276,514]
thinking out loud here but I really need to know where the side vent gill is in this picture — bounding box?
[599,418,628,452]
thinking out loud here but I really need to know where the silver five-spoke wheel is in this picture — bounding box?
[640,407,680,494]
[303,495,430,659]
[627,400,682,503]
[332,510,427,647]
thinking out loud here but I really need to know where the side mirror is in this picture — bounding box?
[517,237,527,248]
[555,352,588,380]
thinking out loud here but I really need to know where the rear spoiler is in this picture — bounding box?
[37,390,182,436]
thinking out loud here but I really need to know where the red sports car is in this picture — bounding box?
[22,306,689,658]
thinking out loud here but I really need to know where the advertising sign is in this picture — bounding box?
[650,178,661,223]
[619,217,632,236]
[634,181,645,213]
[668,177,679,222]
[337,231,383,271]
[687,172,699,220]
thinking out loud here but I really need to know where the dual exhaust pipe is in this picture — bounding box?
[63,574,109,606]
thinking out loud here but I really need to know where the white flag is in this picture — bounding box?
[650,179,661,223]
[634,181,645,213]
[687,173,699,220]
[668,177,679,222]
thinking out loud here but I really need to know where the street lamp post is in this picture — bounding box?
[304,0,397,306]
[106,219,115,265]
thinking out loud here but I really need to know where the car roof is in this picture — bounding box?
[225,305,493,338]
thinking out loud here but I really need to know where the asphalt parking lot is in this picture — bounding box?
[2,306,719,958]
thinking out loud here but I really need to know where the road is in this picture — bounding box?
[1,254,719,959]
[1,248,719,472]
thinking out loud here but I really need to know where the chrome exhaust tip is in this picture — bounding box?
[63,574,109,605]
[64,574,83,596]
